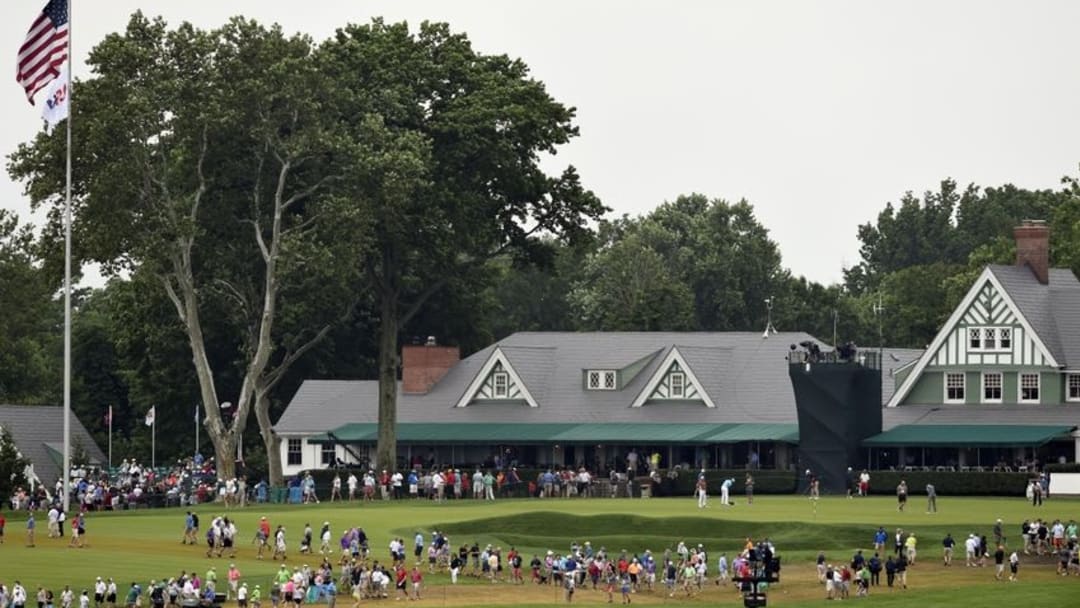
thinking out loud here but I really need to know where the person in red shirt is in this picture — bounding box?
[0,511,6,543]
[394,565,408,600]
[410,566,423,599]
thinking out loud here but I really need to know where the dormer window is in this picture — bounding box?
[670,372,686,398]
[587,370,617,391]
[492,372,509,398]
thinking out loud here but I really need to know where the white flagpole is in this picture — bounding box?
[107,406,112,469]
[195,405,200,457]
[152,407,156,470]
[61,0,74,513]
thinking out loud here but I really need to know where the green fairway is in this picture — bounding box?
[1,495,1077,607]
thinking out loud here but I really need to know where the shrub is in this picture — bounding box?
[864,471,1029,497]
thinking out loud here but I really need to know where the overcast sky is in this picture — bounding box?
[3,1,1080,286]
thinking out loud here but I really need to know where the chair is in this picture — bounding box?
[960,466,971,472]
[1018,465,1028,473]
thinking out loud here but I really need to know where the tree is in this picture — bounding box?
[0,427,30,502]
[9,14,364,481]
[845,180,970,294]
[570,194,786,333]
[0,209,58,404]
[569,234,695,330]
[318,20,606,468]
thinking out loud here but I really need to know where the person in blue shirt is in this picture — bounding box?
[414,532,425,560]
[873,527,887,554]
[407,472,419,499]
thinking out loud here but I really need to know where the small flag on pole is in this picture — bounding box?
[41,63,68,133]
[16,0,70,105]
[104,405,112,427]
[195,405,200,423]
[144,406,156,427]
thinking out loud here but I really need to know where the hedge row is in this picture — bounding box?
[1045,463,1080,473]
[864,471,1030,497]
[295,468,1032,497]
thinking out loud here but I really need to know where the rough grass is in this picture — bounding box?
[0,495,1077,607]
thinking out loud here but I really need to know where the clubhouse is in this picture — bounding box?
[275,222,1080,475]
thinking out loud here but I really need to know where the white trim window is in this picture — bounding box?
[968,328,981,350]
[982,372,1003,403]
[287,438,303,466]
[321,442,336,465]
[670,372,686,398]
[944,372,966,403]
[1018,372,1040,403]
[967,326,1012,352]
[1068,373,1080,402]
[492,372,509,398]
[586,370,617,391]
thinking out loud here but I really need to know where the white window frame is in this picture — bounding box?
[287,438,303,466]
[492,372,509,398]
[968,326,1012,353]
[968,328,981,350]
[321,442,336,465]
[587,371,601,390]
[586,370,617,391]
[670,372,686,398]
[944,372,966,404]
[1067,373,1080,402]
[1018,372,1040,404]
[981,372,1003,403]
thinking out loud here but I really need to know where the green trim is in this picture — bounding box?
[862,424,1075,447]
[311,422,800,445]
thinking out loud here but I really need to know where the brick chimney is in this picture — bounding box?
[402,337,460,394]
[1014,219,1050,285]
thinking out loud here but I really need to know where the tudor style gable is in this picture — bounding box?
[928,275,1054,368]
[888,267,1060,407]
[631,346,715,408]
[455,347,539,408]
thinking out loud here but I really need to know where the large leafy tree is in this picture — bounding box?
[9,14,365,481]
[318,20,606,468]
[571,194,786,333]
[569,233,695,331]
[0,210,58,404]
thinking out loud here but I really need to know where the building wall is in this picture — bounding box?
[901,369,1070,406]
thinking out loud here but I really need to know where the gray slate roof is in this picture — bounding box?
[0,405,107,485]
[989,264,1080,368]
[276,331,838,434]
[880,348,924,404]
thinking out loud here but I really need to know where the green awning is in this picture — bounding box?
[862,424,1075,448]
[550,423,731,443]
[700,423,800,443]
[313,422,799,444]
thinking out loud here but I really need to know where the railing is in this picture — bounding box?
[788,349,881,370]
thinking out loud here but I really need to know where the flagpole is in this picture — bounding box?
[195,406,200,457]
[152,408,156,470]
[108,406,112,470]
[61,0,74,513]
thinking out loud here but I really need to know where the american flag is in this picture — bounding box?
[16,0,69,105]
